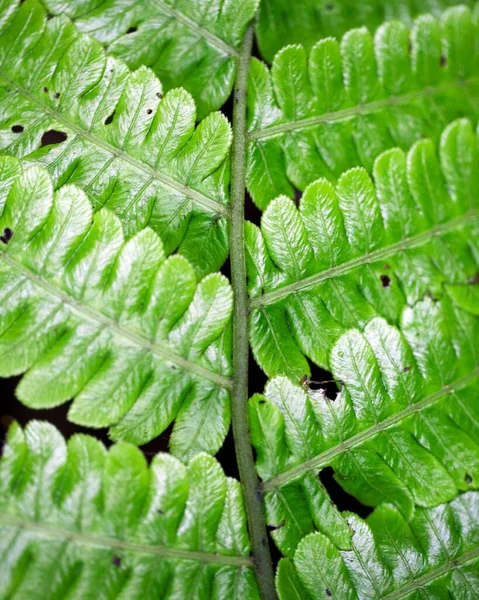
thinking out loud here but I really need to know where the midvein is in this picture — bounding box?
[0,516,251,567]
[251,210,478,308]
[381,546,479,600]
[263,367,479,490]
[0,73,230,218]
[0,252,232,388]
[152,0,239,57]
[249,78,479,140]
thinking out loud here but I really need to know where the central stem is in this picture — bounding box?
[229,24,277,600]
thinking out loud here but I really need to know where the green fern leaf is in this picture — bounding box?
[0,421,259,600]
[0,0,233,277]
[41,0,259,119]
[247,119,479,379]
[248,5,479,209]
[256,0,475,63]
[275,492,479,599]
[1,2,479,598]
[250,327,479,555]
[0,156,232,457]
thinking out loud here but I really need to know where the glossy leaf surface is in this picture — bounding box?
[248,6,479,209]
[0,421,259,600]
[276,493,479,600]
[42,0,259,119]
[0,156,232,458]
[0,0,233,277]
[250,323,479,556]
[247,119,479,380]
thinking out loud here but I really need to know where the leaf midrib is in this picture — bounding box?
[0,252,232,388]
[250,210,478,307]
[152,0,239,57]
[381,545,479,600]
[0,73,230,218]
[0,516,251,567]
[249,78,479,140]
[263,367,479,490]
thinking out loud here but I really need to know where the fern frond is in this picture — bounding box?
[256,0,475,63]
[41,0,259,119]
[275,492,479,599]
[0,156,232,458]
[247,5,479,209]
[250,313,479,554]
[0,421,259,600]
[0,0,233,277]
[247,119,479,379]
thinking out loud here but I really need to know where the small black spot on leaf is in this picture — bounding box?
[324,3,334,12]
[147,108,153,115]
[53,92,60,99]
[380,274,391,288]
[383,263,391,270]
[326,590,332,597]
[46,12,54,20]
[403,366,411,373]
[41,130,67,147]
[258,399,266,405]
[104,111,115,125]
[0,228,13,244]
[469,273,479,285]
[126,26,138,34]
[156,92,161,98]
[112,555,122,567]
[156,508,165,515]
[43,86,48,93]
[11,125,24,133]
[465,473,473,484]
[440,55,448,68]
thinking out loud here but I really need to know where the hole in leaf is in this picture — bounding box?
[126,26,138,34]
[40,130,67,147]
[11,125,24,133]
[0,228,13,244]
[104,111,115,125]
[380,274,391,288]
[319,467,373,518]
[112,556,122,567]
